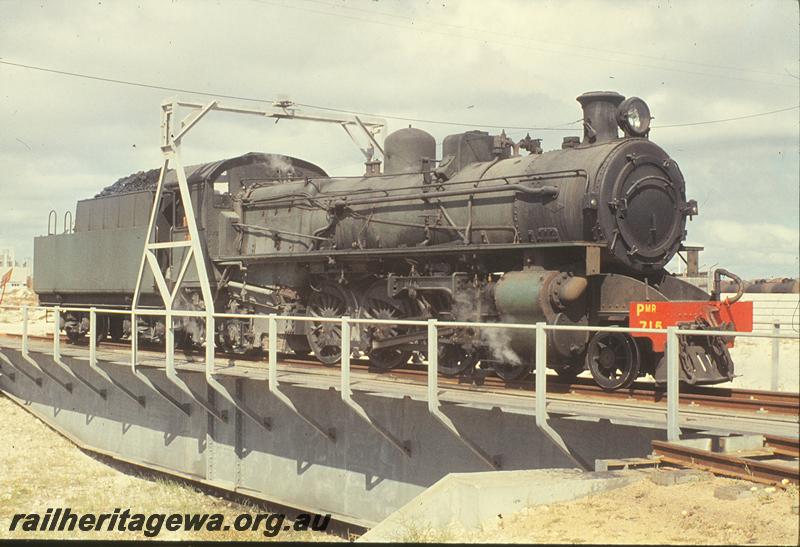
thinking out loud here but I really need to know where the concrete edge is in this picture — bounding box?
[359,468,645,542]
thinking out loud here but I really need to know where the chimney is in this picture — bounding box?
[576,91,624,144]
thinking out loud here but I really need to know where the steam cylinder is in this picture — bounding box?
[493,270,550,361]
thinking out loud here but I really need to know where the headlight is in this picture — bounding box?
[616,97,651,137]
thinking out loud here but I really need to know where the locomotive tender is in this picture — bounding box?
[34,91,752,390]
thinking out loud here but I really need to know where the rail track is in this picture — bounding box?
[2,332,798,418]
[652,435,800,486]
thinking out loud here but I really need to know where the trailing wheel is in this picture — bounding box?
[305,281,353,366]
[586,331,640,390]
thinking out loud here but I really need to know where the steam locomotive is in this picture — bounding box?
[34,91,752,390]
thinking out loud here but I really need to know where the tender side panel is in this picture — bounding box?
[33,227,155,294]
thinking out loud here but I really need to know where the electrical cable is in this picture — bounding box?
[1,58,796,131]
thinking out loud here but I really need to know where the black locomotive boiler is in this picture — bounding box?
[34,91,752,390]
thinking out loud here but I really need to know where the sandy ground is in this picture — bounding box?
[412,476,800,544]
[0,287,50,336]
[0,311,51,337]
[0,393,338,542]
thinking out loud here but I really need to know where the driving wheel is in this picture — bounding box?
[361,280,414,371]
[305,281,353,366]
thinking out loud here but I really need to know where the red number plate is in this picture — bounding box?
[629,300,753,352]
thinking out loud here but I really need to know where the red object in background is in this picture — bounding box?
[629,300,754,352]
[0,267,12,305]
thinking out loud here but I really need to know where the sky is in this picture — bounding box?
[0,0,798,279]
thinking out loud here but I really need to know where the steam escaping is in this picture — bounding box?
[481,324,522,366]
[268,155,297,180]
[179,316,204,345]
[450,289,522,366]
[451,290,477,322]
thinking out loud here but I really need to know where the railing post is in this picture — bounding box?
[267,314,333,441]
[666,326,681,441]
[84,308,144,406]
[206,312,215,375]
[426,319,438,414]
[531,322,589,470]
[19,305,62,390]
[341,316,351,394]
[22,305,29,355]
[425,318,498,468]
[129,309,189,414]
[51,306,104,398]
[165,310,174,374]
[130,311,138,371]
[340,316,410,456]
[0,305,41,386]
[268,314,278,387]
[202,311,270,431]
[161,310,225,421]
[771,319,781,391]
[53,306,61,360]
[535,322,547,425]
[89,308,97,368]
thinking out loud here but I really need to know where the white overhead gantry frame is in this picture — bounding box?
[130,97,385,435]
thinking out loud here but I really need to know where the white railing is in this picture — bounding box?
[0,303,797,467]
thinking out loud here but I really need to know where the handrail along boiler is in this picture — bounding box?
[33,91,753,390]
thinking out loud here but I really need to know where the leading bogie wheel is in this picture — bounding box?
[437,343,480,377]
[586,331,640,390]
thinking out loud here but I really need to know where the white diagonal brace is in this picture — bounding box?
[167,147,214,308]
[169,247,194,307]
[173,100,217,144]
[145,250,173,308]
[132,158,169,308]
